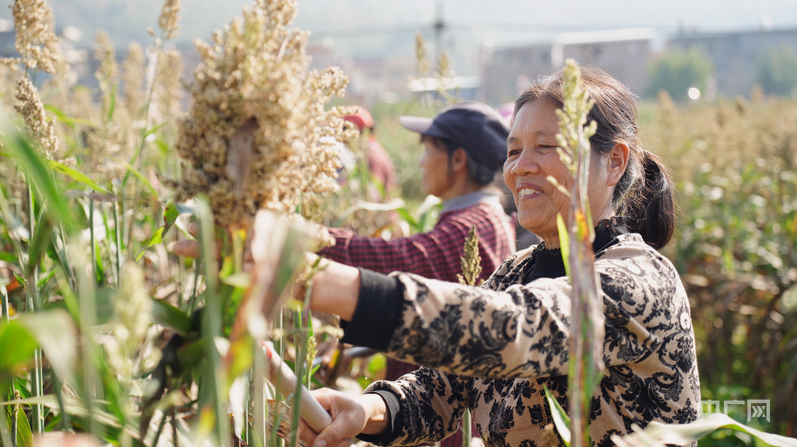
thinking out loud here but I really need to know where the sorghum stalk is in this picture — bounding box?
[457,226,481,447]
[553,59,605,447]
[457,225,482,287]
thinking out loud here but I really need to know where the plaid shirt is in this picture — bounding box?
[319,200,515,284]
[319,198,515,447]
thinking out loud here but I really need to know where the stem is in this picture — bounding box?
[76,243,101,437]
[1,282,9,325]
[172,406,179,447]
[113,196,123,286]
[26,182,44,434]
[0,188,25,267]
[90,197,96,284]
[254,343,267,447]
[52,374,71,431]
[289,310,305,447]
[462,410,472,447]
[187,261,202,314]
[151,411,168,447]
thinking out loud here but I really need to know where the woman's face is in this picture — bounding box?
[504,99,623,246]
[419,138,451,199]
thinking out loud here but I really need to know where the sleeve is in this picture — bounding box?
[317,217,469,281]
[343,242,675,379]
[357,368,473,446]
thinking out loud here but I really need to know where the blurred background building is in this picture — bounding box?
[4,1,797,106]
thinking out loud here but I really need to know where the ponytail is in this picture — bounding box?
[624,151,675,250]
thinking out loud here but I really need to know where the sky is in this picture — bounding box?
[3,0,797,74]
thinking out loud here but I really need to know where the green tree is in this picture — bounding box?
[646,48,713,101]
[756,45,797,97]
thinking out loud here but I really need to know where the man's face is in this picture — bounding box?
[419,138,452,198]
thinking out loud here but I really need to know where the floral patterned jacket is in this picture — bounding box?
[342,221,701,447]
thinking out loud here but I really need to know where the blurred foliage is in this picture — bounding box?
[646,48,714,101]
[756,45,797,98]
[642,93,797,439]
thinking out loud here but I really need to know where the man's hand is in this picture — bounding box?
[298,389,389,447]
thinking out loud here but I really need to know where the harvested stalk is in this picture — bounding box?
[262,342,332,432]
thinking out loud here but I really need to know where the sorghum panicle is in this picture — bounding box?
[158,0,181,41]
[175,0,350,229]
[10,0,65,74]
[14,77,58,158]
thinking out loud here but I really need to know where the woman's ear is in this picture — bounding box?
[450,147,469,173]
[606,143,630,187]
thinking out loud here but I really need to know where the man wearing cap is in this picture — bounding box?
[318,101,516,447]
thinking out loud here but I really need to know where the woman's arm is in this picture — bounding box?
[307,253,360,321]
[309,240,685,379]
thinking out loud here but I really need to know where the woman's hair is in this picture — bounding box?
[513,66,675,249]
[422,135,496,186]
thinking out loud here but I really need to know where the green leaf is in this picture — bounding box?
[543,385,570,446]
[0,323,37,379]
[43,105,95,128]
[135,201,181,262]
[366,354,387,377]
[47,160,110,195]
[220,272,251,289]
[612,413,797,447]
[7,401,33,447]
[12,379,31,399]
[4,132,76,232]
[25,218,53,278]
[395,208,421,233]
[164,200,179,228]
[150,298,192,334]
[35,269,55,290]
[0,395,121,429]
[556,213,570,278]
[136,226,165,262]
[107,88,116,121]
[94,239,105,284]
[0,253,17,263]
[15,310,78,385]
[145,121,168,137]
[112,157,157,197]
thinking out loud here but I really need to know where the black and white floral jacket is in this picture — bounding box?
[341,220,701,447]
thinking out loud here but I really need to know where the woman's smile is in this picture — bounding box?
[515,183,543,200]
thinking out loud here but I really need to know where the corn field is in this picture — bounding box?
[1,0,797,446]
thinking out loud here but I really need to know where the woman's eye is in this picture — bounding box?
[508,148,522,157]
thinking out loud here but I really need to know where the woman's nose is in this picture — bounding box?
[510,150,539,176]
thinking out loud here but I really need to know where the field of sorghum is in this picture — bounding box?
[1,0,797,445]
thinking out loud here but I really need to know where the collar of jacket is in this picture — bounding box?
[523,216,630,282]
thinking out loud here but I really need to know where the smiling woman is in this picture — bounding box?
[291,66,699,447]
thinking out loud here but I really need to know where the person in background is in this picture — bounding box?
[342,107,397,200]
[319,101,517,447]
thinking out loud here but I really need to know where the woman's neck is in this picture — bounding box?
[538,208,616,249]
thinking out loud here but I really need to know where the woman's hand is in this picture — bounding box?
[298,389,389,447]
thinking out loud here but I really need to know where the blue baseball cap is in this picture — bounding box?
[399,101,510,170]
